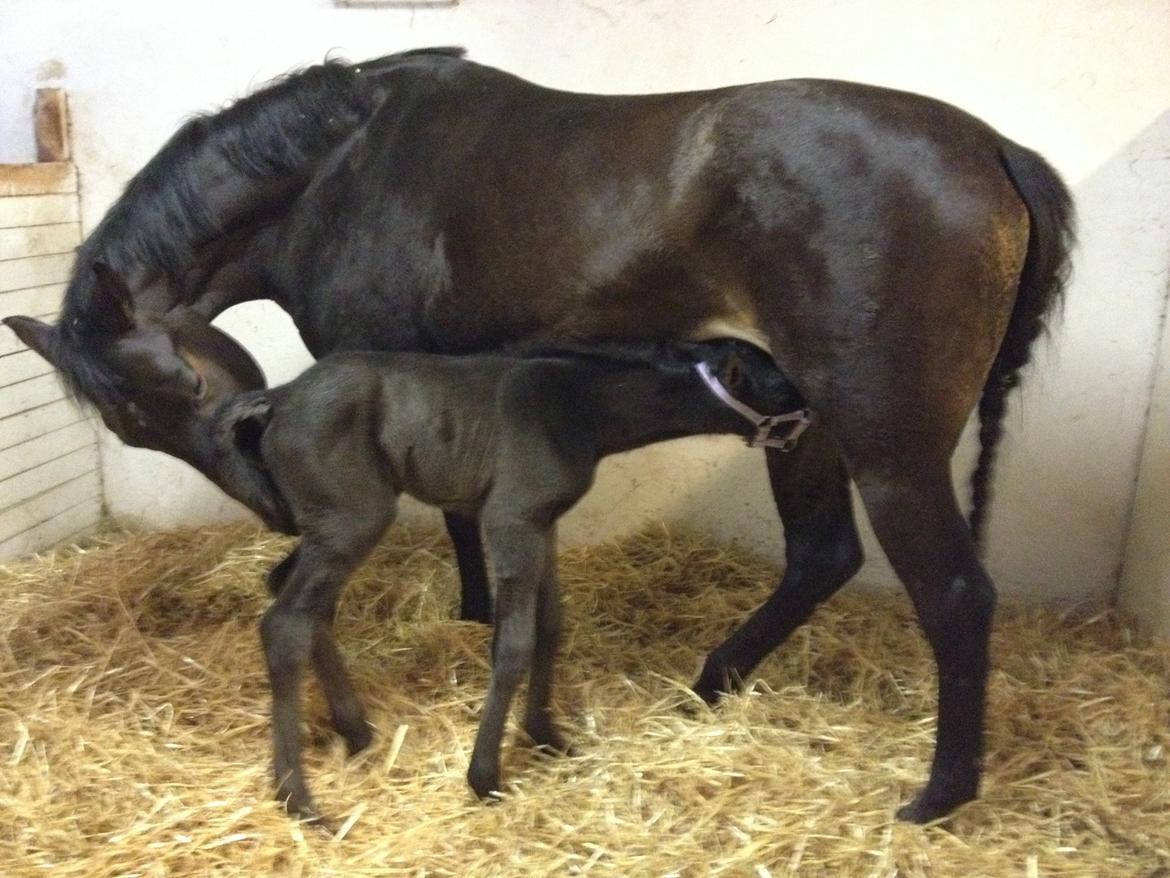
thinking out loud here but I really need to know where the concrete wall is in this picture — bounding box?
[1,0,1169,606]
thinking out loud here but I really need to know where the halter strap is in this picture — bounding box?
[694,361,812,452]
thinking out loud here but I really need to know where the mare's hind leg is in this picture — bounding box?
[694,427,862,702]
[853,459,995,823]
[444,512,493,623]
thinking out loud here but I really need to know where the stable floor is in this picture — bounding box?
[1,524,1167,876]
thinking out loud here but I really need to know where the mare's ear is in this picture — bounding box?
[3,315,59,365]
[90,262,137,335]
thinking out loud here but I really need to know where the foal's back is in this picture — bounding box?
[259,350,581,521]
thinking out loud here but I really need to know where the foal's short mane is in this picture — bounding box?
[504,339,706,376]
[55,47,467,408]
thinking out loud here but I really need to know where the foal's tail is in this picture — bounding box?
[968,140,1075,548]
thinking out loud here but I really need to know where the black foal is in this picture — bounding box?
[215,339,806,819]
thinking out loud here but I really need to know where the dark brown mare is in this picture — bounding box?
[3,48,1073,822]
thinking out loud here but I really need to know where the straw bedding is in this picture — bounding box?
[1,523,1167,877]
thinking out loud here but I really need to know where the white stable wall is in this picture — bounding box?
[1119,294,1170,641]
[0,163,102,559]
[1,0,1169,609]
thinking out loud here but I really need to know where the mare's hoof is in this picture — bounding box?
[689,683,726,710]
[459,607,493,625]
[895,785,976,824]
[692,664,739,707]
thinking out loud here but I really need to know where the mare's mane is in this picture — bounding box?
[54,47,466,408]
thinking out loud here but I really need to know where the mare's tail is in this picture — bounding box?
[968,140,1075,548]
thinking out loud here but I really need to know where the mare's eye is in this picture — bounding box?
[193,372,207,401]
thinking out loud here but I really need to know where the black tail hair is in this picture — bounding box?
[969,139,1076,547]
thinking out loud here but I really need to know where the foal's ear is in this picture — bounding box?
[89,262,137,335]
[3,315,59,365]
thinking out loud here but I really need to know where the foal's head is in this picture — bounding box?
[685,339,804,414]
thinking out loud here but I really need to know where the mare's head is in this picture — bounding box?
[3,265,283,523]
[5,264,264,456]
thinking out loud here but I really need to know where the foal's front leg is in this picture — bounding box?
[259,537,380,820]
[467,516,551,798]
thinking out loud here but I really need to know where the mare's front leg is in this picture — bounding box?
[444,511,493,623]
[467,513,552,798]
[694,427,863,701]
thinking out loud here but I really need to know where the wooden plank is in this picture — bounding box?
[0,283,66,320]
[0,252,75,293]
[0,398,87,450]
[0,222,79,260]
[0,418,94,482]
[0,474,102,546]
[35,89,70,163]
[0,314,60,357]
[0,194,79,229]
[0,349,56,388]
[0,444,96,517]
[0,163,76,197]
[0,495,101,561]
[0,372,65,414]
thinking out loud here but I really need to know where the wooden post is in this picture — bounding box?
[34,88,70,163]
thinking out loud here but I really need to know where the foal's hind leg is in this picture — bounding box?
[523,538,568,754]
[694,427,862,702]
[267,546,300,596]
[853,459,995,822]
[467,514,551,798]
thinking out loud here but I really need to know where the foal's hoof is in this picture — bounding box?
[467,765,503,801]
[525,722,572,757]
[534,740,576,759]
[338,720,374,756]
[279,790,326,827]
